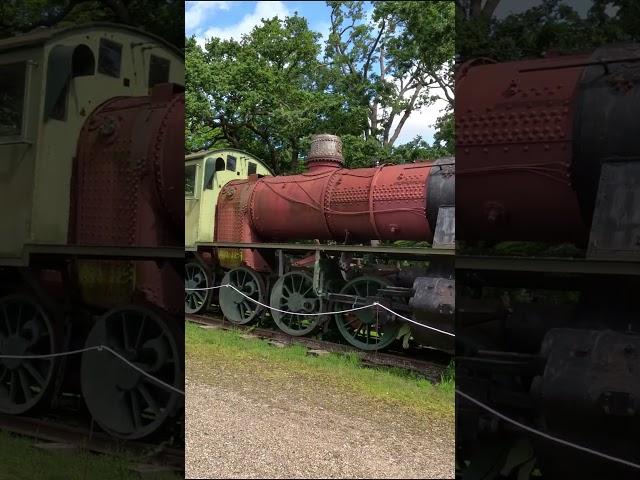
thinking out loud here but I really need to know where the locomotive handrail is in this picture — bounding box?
[185,283,455,338]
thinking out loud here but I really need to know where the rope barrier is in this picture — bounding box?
[0,345,185,396]
[185,283,455,337]
[456,389,640,471]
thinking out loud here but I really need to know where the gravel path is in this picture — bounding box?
[186,369,454,479]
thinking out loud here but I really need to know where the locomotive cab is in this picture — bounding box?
[184,148,273,248]
[0,23,184,263]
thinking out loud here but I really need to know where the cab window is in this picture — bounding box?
[73,44,95,77]
[0,62,26,137]
[226,155,236,172]
[149,55,170,87]
[203,158,215,190]
[248,161,257,175]
[98,39,122,78]
[185,164,197,197]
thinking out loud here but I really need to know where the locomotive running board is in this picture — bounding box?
[456,255,639,275]
[195,241,454,257]
[15,244,186,265]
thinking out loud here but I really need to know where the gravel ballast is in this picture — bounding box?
[185,372,454,478]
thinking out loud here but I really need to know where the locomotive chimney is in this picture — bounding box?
[306,134,344,172]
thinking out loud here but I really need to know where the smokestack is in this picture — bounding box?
[306,134,344,171]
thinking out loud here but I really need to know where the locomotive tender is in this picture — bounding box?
[0,23,185,440]
[456,45,640,479]
[185,134,456,352]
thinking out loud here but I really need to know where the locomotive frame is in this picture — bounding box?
[0,23,185,441]
[184,136,456,353]
[455,45,640,479]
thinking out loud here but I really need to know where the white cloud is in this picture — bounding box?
[196,1,290,47]
[186,1,231,33]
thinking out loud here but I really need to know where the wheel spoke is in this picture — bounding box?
[121,314,131,350]
[9,371,17,402]
[129,390,142,431]
[23,362,45,388]
[138,384,160,415]
[17,369,31,401]
[2,307,10,336]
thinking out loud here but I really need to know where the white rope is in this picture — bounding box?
[186,283,455,337]
[0,346,184,396]
[375,302,455,337]
[456,389,640,471]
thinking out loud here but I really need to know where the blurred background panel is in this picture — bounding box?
[456,1,640,479]
[0,2,185,477]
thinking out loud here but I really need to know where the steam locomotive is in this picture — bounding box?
[0,24,184,440]
[456,45,640,479]
[185,134,456,352]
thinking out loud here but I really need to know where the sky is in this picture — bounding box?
[184,0,449,146]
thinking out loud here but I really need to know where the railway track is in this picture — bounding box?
[0,413,184,473]
[187,313,451,383]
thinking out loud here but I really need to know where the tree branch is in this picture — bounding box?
[426,69,455,107]
[363,18,385,79]
[387,85,422,147]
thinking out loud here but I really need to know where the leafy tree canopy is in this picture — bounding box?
[186,1,454,173]
[0,0,184,48]
[457,0,640,61]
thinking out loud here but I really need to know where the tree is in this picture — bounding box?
[186,15,366,173]
[0,0,184,48]
[325,1,454,148]
[186,1,455,171]
[457,0,640,62]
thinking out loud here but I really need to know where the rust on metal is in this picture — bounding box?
[69,85,185,314]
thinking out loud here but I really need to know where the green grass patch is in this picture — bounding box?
[186,323,454,419]
[0,430,181,480]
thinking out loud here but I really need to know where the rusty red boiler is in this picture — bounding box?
[215,134,454,245]
[456,44,640,244]
[69,84,185,314]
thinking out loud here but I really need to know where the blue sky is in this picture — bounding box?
[186,1,333,44]
[185,1,448,145]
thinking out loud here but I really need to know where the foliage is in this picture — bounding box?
[326,1,454,147]
[457,0,640,62]
[186,1,454,172]
[186,16,366,172]
[0,0,184,48]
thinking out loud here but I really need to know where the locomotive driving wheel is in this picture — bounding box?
[81,305,183,439]
[0,295,61,414]
[219,267,266,324]
[270,271,324,336]
[185,261,211,314]
[333,276,401,351]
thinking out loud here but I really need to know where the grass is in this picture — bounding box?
[0,430,181,480]
[186,322,454,419]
